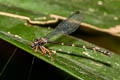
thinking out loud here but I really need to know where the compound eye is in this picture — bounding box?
[31,43,35,48]
[34,38,38,42]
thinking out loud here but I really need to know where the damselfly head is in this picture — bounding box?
[31,38,39,48]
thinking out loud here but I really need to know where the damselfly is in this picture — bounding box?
[31,11,110,61]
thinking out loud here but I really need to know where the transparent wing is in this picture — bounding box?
[46,11,83,39]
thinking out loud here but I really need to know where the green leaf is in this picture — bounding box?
[0,1,120,80]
